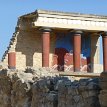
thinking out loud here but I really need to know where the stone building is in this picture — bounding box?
[2,9,107,72]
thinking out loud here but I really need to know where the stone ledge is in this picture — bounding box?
[55,71,101,77]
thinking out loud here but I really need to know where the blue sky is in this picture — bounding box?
[0,0,107,63]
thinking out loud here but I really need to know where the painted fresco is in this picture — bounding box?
[53,33,91,72]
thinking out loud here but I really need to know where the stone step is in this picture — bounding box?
[7,46,11,50]
[9,41,14,45]
[10,37,16,41]
[1,31,18,62]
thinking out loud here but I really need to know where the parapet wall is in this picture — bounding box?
[0,67,106,107]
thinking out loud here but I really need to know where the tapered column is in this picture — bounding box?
[41,28,51,67]
[8,52,16,69]
[102,32,107,72]
[73,31,82,72]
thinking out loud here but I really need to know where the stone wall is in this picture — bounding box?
[99,72,107,107]
[0,67,104,107]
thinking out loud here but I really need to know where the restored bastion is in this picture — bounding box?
[1,9,107,107]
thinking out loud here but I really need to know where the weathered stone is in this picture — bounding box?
[81,91,89,98]
[73,95,82,103]
[87,82,100,90]
[0,68,103,107]
[67,86,79,95]
[99,72,107,107]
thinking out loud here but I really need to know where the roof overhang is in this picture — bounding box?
[19,9,107,32]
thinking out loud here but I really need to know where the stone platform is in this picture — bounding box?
[0,67,105,107]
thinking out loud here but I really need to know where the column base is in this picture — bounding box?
[8,66,16,69]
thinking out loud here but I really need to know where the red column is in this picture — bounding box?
[8,52,16,69]
[41,28,51,67]
[102,33,107,72]
[73,31,82,72]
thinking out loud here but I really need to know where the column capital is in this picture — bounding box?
[101,32,107,37]
[70,30,83,35]
[39,27,52,32]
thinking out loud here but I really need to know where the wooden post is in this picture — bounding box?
[41,28,51,67]
[8,52,16,69]
[73,31,82,72]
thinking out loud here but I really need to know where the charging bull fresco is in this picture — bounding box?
[52,33,91,72]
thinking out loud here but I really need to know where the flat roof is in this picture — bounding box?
[20,9,107,19]
[18,9,107,32]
